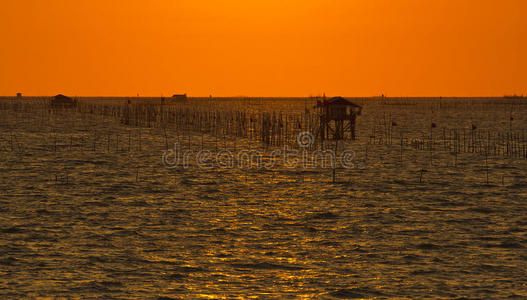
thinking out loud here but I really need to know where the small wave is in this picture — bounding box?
[319,241,341,247]
[231,262,305,271]
[173,266,207,273]
[403,254,422,261]
[23,233,58,242]
[72,281,121,293]
[111,229,142,237]
[302,226,318,233]
[129,200,149,207]
[166,273,186,280]
[215,253,233,258]
[307,212,339,220]
[350,246,368,253]
[0,226,27,234]
[416,243,442,250]
[477,264,512,272]
[478,236,501,241]
[209,227,229,233]
[86,256,110,264]
[0,256,19,266]
[35,208,53,215]
[410,269,439,275]
[179,178,194,185]
[484,241,524,249]
[467,207,494,214]
[84,201,110,207]
[99,280,124,288]
[325,287,386,299]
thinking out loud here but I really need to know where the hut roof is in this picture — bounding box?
[327,96,361,108]
[54,94,73,101]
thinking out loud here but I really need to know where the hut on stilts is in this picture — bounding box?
[316,96,362,140]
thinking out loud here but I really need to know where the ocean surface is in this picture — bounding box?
[1,98,526,299]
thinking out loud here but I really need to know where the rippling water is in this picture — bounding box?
[1,99,526,298]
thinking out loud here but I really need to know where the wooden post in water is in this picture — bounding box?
[332,139,338,183]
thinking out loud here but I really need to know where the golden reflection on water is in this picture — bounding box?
[1,100,527,298]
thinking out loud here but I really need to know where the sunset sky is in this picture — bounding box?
[1,0,526,97]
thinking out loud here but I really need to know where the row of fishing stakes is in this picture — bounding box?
[1,99,527,160]
[94,100,527,186]
[115,100,323,148]
[1,98,526,187]
[369,117,527,159]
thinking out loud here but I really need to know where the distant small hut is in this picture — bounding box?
[51,94,77,108]
[16,93,22,99]
[171,93,188,102]
[316,96,362,140]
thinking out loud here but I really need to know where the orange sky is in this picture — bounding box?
[1,0,526,97]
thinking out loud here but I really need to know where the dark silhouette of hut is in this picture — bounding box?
[51,94,77,108]
[316,96,362,140]
[171,94,188,102]
[16,93,22,99]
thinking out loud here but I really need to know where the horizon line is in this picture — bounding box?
[1,95,525,99]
